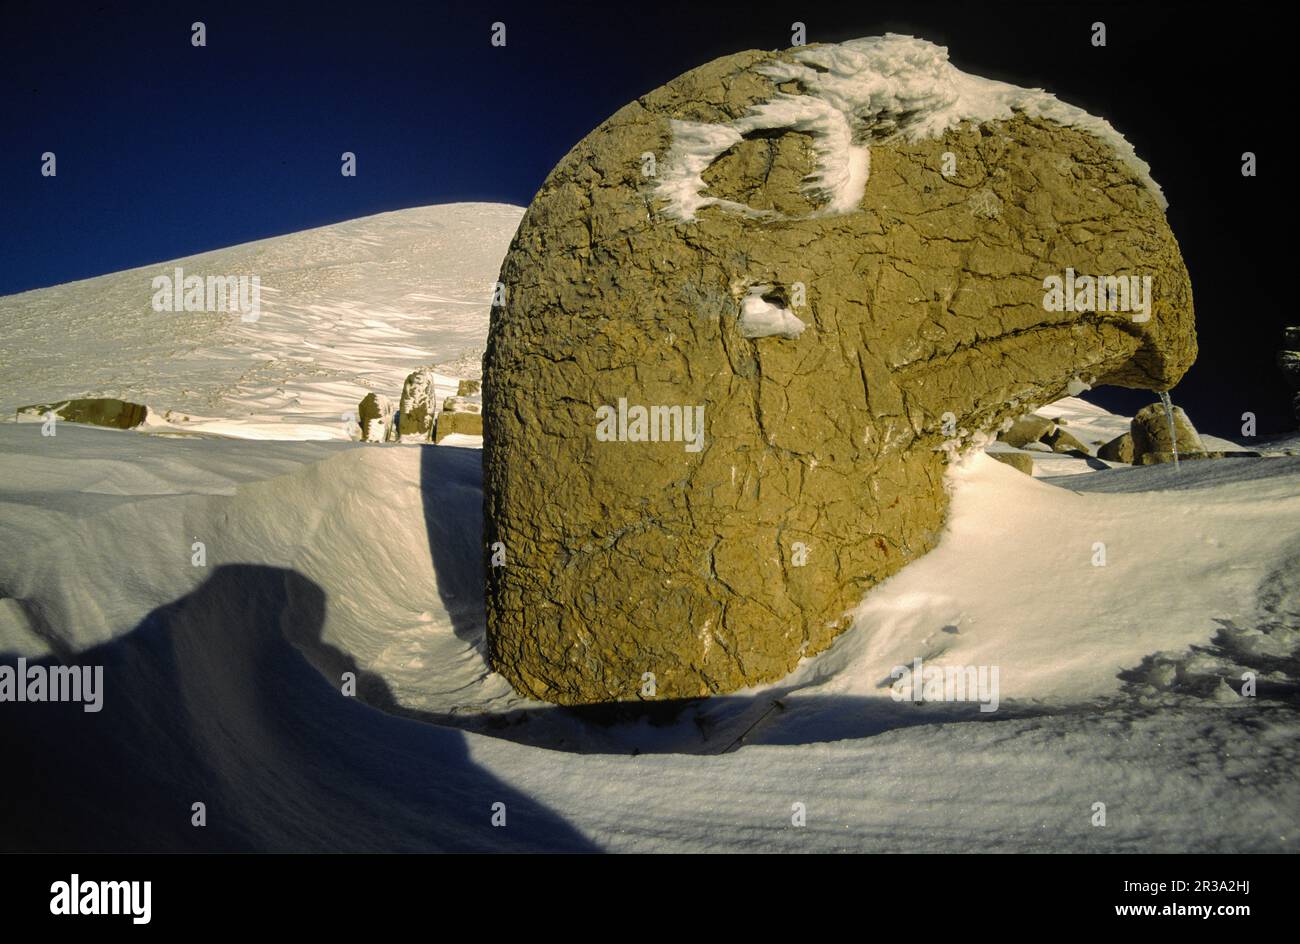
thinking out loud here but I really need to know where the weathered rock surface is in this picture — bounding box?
[1280,326,1300,424]
[441,396,480,415]
[1044,426,1091,454]
[16,397,147,430]
[999,414,1057,449]
[988,451,1034,475]
[1137,449,1261,465]
[357,392,393,443]
[1098,432,1136,463]
[484,35,1197,703]
[434,410,483,442]
[1131,402,1205,460]
[397,368,439,440]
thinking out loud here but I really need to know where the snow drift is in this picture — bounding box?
[1,204,1297,851]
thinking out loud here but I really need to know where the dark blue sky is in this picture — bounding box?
[1,1,1293,434]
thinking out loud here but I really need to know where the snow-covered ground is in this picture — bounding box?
[2,205,1297,852]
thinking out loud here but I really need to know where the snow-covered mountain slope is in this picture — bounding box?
[0,203,522,439]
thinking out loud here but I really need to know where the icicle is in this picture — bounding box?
[1158,390,1180,471]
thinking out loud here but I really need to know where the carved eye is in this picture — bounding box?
[657,97,870,222]
[701,129,824,218]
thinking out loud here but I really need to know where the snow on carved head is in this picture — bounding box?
[738,285,806,340]
[656,33,1164,222]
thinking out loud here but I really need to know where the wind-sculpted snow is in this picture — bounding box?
[2,425,1298,851]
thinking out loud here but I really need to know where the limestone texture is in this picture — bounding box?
[434,410,483,443]
[1280,326,1300,424]
[1131,402,1205,460]
[357,392,393,443]
[999,414,1057,449]
[484,36,1198,703]
[441,396,480,415]
[397,368,439,440]
[1098,432,1136,464]
[988,451,1034,475]
[1137,450,1261,465]
[16,397,147,430]
[1044,427,1091,454]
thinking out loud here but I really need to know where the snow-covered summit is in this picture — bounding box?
[0,203,523,440]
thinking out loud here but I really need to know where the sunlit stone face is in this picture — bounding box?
[483,36,1196,704]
